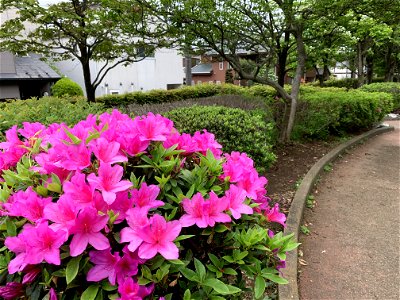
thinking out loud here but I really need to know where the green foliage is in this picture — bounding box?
[0,97,105,133]
[96,84,247,108]
[164,106,277,171]
[300,225,311,235]
[292,89,393,140]
[360,82,400,110]
[51,78,84,97]
[319,78,358,89]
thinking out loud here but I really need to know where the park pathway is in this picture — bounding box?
[298,120,400,300]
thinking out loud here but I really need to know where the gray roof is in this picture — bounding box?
[0,52,61,81]
[191,63,213,75]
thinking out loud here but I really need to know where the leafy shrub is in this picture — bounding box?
[0,111,296,300]
[126,95,272,117]
[0,97,106,133]
[292,89,393,140]
[360,82,400,110]
[318,78,358,89]
[51,78,84,97]
[164,106,277,170]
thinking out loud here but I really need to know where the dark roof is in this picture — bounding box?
[191,63,213,75]
[0,52,61,81]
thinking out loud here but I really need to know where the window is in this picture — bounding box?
[109,90,120,95]
[219,61,224,70]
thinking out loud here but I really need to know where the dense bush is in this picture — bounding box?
[164,106,277,171]
[360,82,400,110]
[51,78,84,97]
[0,97,106,133]
[292,90,393,140]
[319,78,358,89]
[126,95,272,117]
[0,111,296,300]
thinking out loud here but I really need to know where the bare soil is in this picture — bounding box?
[266,140,341,213]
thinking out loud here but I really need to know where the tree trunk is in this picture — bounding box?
[82,60,96,102]
[357,41,365,88]
[366,55,373,84]
[185,54,192,86]
[277,31,290,87]
[285,29,306,141]
[384,44,394,82]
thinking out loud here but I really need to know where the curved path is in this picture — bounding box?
[298,120,400,300]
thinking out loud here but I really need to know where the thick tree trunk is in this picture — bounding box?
[384,45,394,82]
[277,31,290,87]
[82,60,95,102]
[357,41,365,88]
[285,29,306,141]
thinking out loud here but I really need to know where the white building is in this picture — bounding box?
[1,8,184,97]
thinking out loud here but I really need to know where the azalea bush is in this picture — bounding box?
[0,110,297,300]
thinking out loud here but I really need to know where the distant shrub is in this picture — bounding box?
[51,78,84,97]
[360,82,400,110]
[292,90,393,140]
[164,106,277,170]
[320,78,358,89]
[0,96,105,133]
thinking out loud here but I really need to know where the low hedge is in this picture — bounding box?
[292,90,393,140]
[0,97,106,133]
[164,106,277,171]
[51,77,84,97]
[360,82,400,110]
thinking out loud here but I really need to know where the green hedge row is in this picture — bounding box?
[360,82,400,110]
[0,96,106,133]
[164,106,277,171]
[292,90,393,140]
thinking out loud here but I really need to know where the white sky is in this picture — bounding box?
[38,0,63,6]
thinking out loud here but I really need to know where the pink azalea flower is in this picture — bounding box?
[87,163,132,205]
[87,248,120,285]
[90,137,127,164]
[180,192,231,228]
[115,247,141,284]
[136,214,181,260]
[224,185,253,219]
[18,122,46,139]
[117,133,150,157]
[63,172,95,209]
[22,265,41,284]
[264,203,286,227]
[5,227,32,274]
[120,208,149,252]
[133,112,172,142]
[24,222,67,265]
[44,195,78,233]
[236,170,268,200]
[49,288,58,300]
[117,277,154,300]
[108,191,134,223]
[192,130,222,157]
[222,151,254,183]
[0,282,24,300]
[55,142,92,171]
[3,187,52,223]
[69,207,109,256]
[131,183,164,212]
[180,193,209,228]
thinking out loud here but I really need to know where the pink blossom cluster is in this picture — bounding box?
[0,110,286,299]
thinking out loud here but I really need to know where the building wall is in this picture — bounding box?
[55,48,184,97]
[192,61,229,85]
[0,83,20,99]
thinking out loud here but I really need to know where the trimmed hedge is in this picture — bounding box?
[0,97,106,133]
[164,106,277,171]
[360,82,400,111]
[292,90,393,140]
[51,78,84,97]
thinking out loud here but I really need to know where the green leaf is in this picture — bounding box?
[183,289,191,300]
[203,278,241,295]
[47,182,62,193]
[180,268,199,282]
[194,258,206,281]
[63,127,82,144]
[214,224,228,233]
[222,268,237,275]
[81,285,99,300]
[262,273,289,285]
[254,275,266,299]
[66,256,82,284]
[174,235,195,242]
[6,218,17,236]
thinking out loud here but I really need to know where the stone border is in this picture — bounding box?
[278,125,395,300]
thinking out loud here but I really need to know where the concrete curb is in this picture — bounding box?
[278,125,395,300]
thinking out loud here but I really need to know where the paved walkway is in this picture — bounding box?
[298,120,400,300]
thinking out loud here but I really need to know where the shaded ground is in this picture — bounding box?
[297,120,400,299]
[266,140,342,213]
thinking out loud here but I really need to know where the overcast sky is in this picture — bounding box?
[38,0,62,6]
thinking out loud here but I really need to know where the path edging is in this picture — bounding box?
[278,125,395,300]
